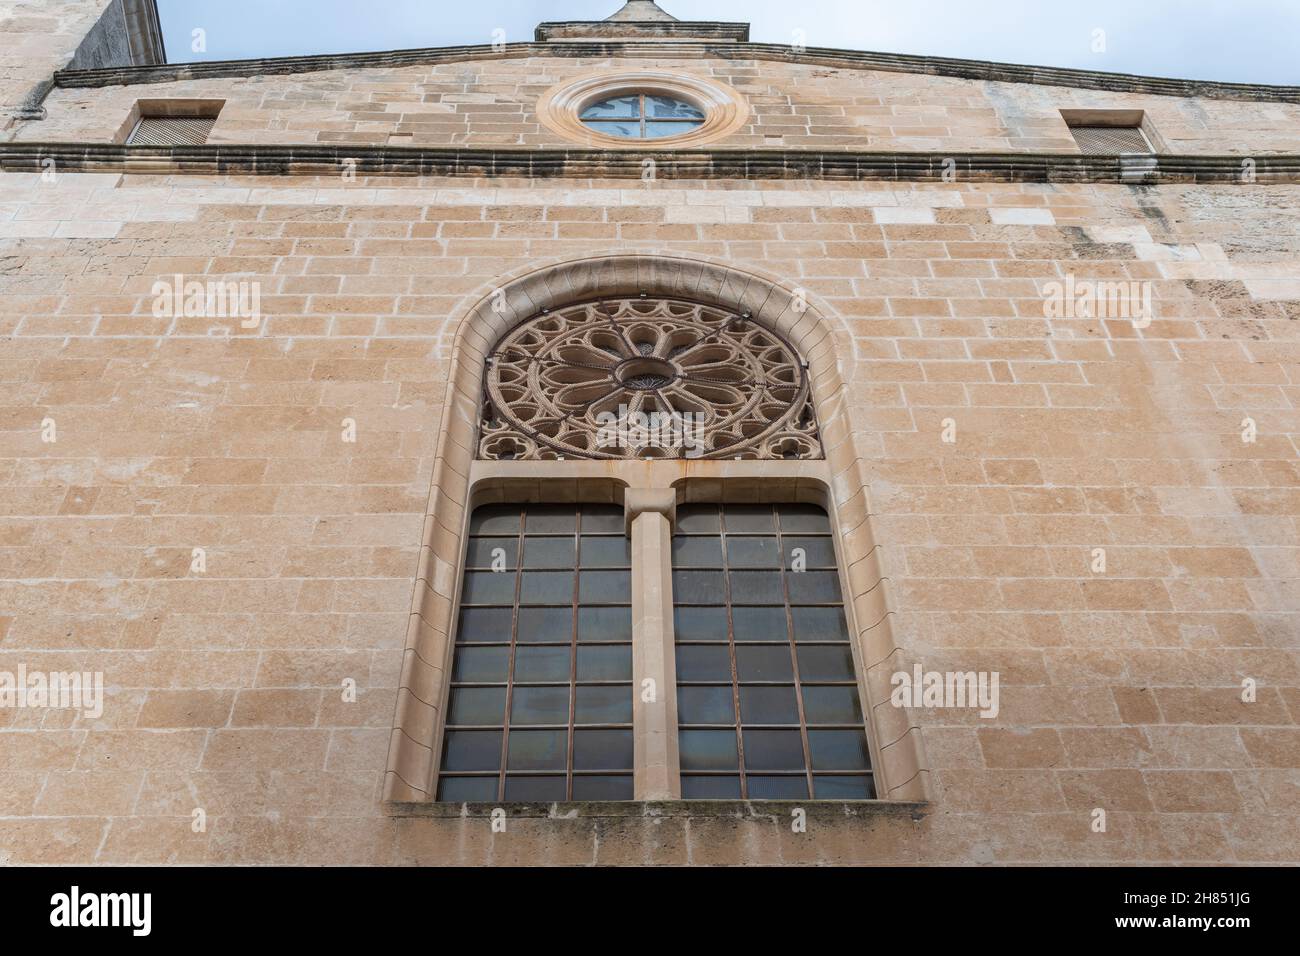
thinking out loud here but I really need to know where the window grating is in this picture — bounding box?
[436,503,634,802]
[1069,125,1152,155]
[672,503,874,800]
[126,116,216,146]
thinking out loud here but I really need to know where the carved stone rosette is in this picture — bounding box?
[478,297,822,461]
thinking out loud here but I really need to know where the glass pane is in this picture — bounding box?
[671,536,723,567]
[513,645,571,683]
[644,121,701,139]
[681,775,742,799]
[679,729,739,771]
[580,536,630,567]
[743,730,805,771]
[447,687,506,726]
[675,644,733,682]
[673,570,726,604]
[747,776,809,799]
[469,504,519,535]
[676,505,720,533]
[504,776,566,802]
[516,607,573,643]
[797,645,856,682]
[520,571,574,605]
[525,506,575,534]
[571,775,634,800]
[436,776,497,802]
[583,120,642,138]
[580,95,641,119]
[466,536,517,568]
[802,685,863,724]
[813,775,874,799]
[791,606,849,642]
[523,537,575,569]
[731,606,788,642]
[739,685,799,724]
[787,570,842,604]
[729,571,783,604]
[727,536,780,568]
[457,607,513,643]
[673,606,728,640]
[646,95,705,119]
[461,571,515,605]
[575,685,632,724]
[576,645,632,682]
[735,645,794,682]
[778,504,831,534]
[510,686,570,725]
[442,730,501,772]
[784,537,836,568]
[808,730,871,770]
[573,729,633,771]
[451,646,510,683]
[724,504,775,534]
[579,570,631,604]
[579,504,625,534]
[677,686,735,725]
[506,729,567,771]
[578,606,631,642]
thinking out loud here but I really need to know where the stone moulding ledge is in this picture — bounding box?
[50,41,1300,105]
[385,799,930,821]
[2,144,1297,184]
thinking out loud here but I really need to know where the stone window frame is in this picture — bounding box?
[384,255,929,807]
[535,70,750,150]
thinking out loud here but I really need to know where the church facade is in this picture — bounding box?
[0,0,1298,865]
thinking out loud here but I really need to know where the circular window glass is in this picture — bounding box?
[579,93,706,140]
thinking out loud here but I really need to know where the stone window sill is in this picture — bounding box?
[386,799,928,821]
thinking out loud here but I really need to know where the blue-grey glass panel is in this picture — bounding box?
[671,535,723,567]
[743,730,805,771]
[510,686,570,725]
[747,776,809,799]
[457,607,513,643]
[447,687,506,726]
[516,607,573,643]
[679,729,739,771]
[787,570,842,604]
[469,505,519,535]
[580,95,641,119]
[646,95,705,119]
[731,606,788,642]
[525,506,576,534]
[575,685,632,724]
[576,645,633,682]
[506,729,567,771]
[578,606,632,642]
[790,606,849,642]
[784,536,836,567]
[451,645,510,683]
[520,571,574,605]
[579,504,625,534]
[777,504,831,534]
[727,536,780,568]
[580,536,630,567]
[735,645,794,682]
[813,775,875,799]
[579,570,631,604]
[675,644,732,682]
[797,645,856,682]
[573,729,633,770]
[681,775,741,799]
[465,536,517,568]
[673,570,726,604]
[442,730,502,772]
[729,571,783,604]
[436,776,497,802]
[583,120,641,138]
[802,685,863,724]
[808,730,871,770]
[503,776,566,802]
[739,685,799,724]
[513,645,571,684]
[673,606,728,640]
[723,504,775,534]
[676,505,720,533]
[644,121,701,139]
[677,686,735,725]
[571,775,634,800]
[522,537,574,569]
[462,571,515,605]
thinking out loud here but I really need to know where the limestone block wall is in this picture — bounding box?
[0,170,1296,863]
[0,0,114,117]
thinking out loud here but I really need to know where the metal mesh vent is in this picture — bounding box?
[1069,126,1152,155]
[127,117,216,146]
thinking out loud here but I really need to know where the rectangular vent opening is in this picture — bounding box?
[1069,125,1154,155]
[126,116,217,146]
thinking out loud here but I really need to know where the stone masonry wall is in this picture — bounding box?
[0,0,113,118]
[0,170,1297,863]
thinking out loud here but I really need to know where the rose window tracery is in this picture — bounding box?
[478,297,822,461]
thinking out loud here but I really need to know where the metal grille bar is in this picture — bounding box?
[1070,125,1152,155]
[126,117,216,146]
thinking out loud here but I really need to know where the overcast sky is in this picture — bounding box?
[157,0,1300,85]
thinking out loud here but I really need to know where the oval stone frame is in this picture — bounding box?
[536,69,751,149]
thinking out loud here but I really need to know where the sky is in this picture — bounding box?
[157,0,1300,85]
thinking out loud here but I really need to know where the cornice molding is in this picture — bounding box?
[2,143,1295,184]
[51,41,1300,105]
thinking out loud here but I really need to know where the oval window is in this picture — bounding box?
[579,93,706,140]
